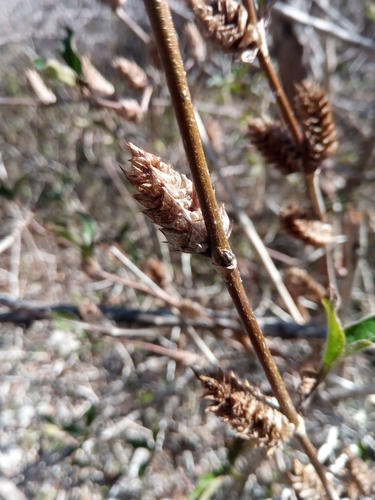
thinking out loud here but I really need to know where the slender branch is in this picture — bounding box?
[244,2,303,145]
[143,0,298,426]
[142,2,337,499]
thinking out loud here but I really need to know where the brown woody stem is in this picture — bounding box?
[142,0,297,415]
[142,1,338,499]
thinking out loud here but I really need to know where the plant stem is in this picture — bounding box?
[142,2,337,499]
[244,0,303,145]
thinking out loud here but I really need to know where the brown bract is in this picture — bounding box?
[124,143,231,255]
[295,80,338,173]
[280,205,334,248]
[113,57,148,90]
[248,117,302,175]
[196,369,294,454]
[191,0,259,57]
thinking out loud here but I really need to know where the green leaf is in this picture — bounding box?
[344,315,375,344]
[76,212,97,249]
[189,473,225,500]
[343,339,373,359]
[321,296,346,369]
[61,27,82,75]
[51,226,83,249]
[33,57,46,71]
[43,59,77,87]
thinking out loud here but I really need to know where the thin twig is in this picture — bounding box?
[143,0,299,434]
[115,6,151,45]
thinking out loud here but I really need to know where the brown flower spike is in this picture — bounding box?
[124,143,231,255]
[280,205,334,248]
[196,369,294,453]
[191,0,260,59]
[295,80,338,173]
[248,117,302,176]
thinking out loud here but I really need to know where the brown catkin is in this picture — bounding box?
[123,143,231,255]
[196,369,294,454]
[345,447,375,498]
[284,266,326,304]
[191,0,260,57]
[279,204,334,248]
[248,117,302,175]
[295,80,338,173]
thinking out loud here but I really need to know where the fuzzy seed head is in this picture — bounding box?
[248,117,302,175]
[25,69,57,105]
[196,369,294,453]
[280,205,334,248]
[295,80,338,173]
[191,0,260,57]
[82,56,115,96]
[124,143,231,255]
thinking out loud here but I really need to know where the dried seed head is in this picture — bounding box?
[115,99,144,122]
[248,117,302,175]
[113,57,148,90]
[284,266,326,304]
[345,447,375,497]
[289,459,329,500]
[124,143,231,255]
[297,370,318,398]
[143,258,169,289]
[192,0,259,57]
[295,80,338,173]
[25,69,57,105]
[196,369,294,453]
[81,56,115,97]
[280,205,334,247]
[184,22,207,63]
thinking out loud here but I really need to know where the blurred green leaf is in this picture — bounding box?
[189,473,226,500]
[345,315,375,344]
[343,339,372,359]
[43,59,77,87]
[61,27,82,76]
[76,212,97,249]
[321,296,346,369]
[51,225,83,249]
[84,404,97,426]
[33,57,46,71]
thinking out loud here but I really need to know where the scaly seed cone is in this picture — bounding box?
[123,143,231,255]
[196,369,294,454]
[295,80,338,173]
[248,117,302,175]
[113,57,148,90]
[191,0,259,56]
[280,205,334,248]
[25,69,57,105]
[81,56,115,96]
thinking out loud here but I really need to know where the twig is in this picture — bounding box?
[143,0,301,440]
[115,6,151,45]
[0,211,33,255]
[273,2,375,58]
